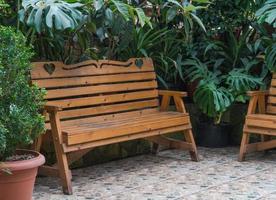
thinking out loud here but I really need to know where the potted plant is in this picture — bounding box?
[0,26,45,200]
[184,57,263,147]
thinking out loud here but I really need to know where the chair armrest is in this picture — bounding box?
[158,90,187,97]
[246,91,268,114]
[247,90,268,97]
[44,104,62,113]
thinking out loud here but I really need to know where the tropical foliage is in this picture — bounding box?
[255,0,276,72]
[0,0,275,125]
[185,57,262,124]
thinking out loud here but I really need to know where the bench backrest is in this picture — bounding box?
[267,73,276,114]
[31,58,159,121]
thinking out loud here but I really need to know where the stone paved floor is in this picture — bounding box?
[33,147,276,200]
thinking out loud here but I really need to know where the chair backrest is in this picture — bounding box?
[267,73,276,114]
[31,58,159,121]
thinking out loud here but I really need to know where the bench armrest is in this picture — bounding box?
[159,90,187,113]
[158,90,187,97]
[44,104,62,113]
[247,90,268,97]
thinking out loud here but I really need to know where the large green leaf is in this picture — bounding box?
[110,0,130,21]
[135,7,152,28]
[20,0,84,33]
[256,0,276,27]
[183,58,210,81]
[226,69,263,92]
[265,43,276,72]
[193,83,234,119]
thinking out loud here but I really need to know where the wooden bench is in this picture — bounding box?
[239,73,276,161]
[31,58,199,194]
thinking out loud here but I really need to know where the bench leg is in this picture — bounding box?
[51,130,72,194]
[238,132,250,162]
[183,129,199,162]
[151,142,160,155]
[54,147,72,195]
[49,112,73,195]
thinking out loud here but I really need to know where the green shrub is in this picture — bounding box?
[0,26,45,161]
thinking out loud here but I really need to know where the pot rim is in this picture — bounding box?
[0,149,45,172]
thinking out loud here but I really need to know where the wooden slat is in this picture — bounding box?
[247,114,276,121]
[46,80,158,99]
[269,87,276,95]
[63,112,187,133]
[267,96,276,104]
[64,115,188,145]
[58,99,159,120]
[33,72,156,88]
[243,126,276,136]
[270,79,276,87]
[266,105,276,114]
[62,125,190,152]
[49,90,158,109]
[247,119,276,129]
[59,108,160,127]
[31,58,154,79]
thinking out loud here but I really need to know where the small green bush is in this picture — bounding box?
[0,26,45,161]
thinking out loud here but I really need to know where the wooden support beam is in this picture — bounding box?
[146,135,193,151]
[38,165,72,180]
[246,139,276,153]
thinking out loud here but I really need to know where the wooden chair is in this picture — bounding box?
[31,58,199,194]
[239,73,276,161]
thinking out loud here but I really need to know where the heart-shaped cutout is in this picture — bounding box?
[135,59,144,68]
[43,63,55,75]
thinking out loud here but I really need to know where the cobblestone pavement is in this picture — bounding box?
[33,147,276,200]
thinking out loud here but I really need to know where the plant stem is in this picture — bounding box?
[214,112,223,125]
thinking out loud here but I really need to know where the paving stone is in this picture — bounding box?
[33,147,276,200]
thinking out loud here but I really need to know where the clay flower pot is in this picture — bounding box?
[0,149,45,200]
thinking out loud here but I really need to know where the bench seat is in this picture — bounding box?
[62,112,189,145]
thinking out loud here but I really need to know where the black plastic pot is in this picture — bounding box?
[196,121,232,148]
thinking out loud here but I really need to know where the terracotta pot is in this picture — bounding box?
[0,149,45,200]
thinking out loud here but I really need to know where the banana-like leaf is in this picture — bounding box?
[19,0,84,33]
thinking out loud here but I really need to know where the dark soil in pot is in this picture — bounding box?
[196,121,232,148]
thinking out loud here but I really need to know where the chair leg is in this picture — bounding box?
[184,129,199,162]
[238,132,250,162]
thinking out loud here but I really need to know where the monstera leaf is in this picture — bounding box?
[265,43,276,72]
[193,83,234,123]
[256,0,276,28]
[226,69,263,92]
[19,0,84,33]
